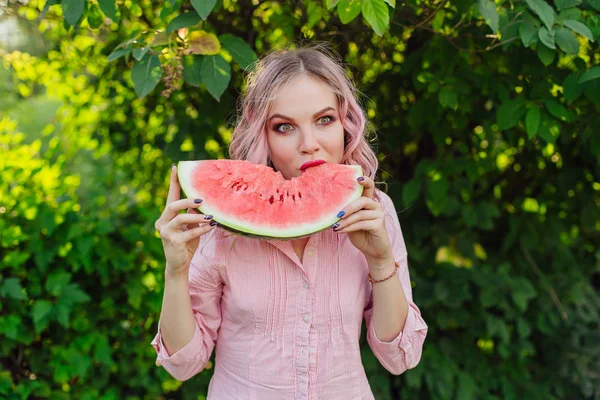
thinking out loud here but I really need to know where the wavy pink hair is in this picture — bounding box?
[228,42,379,180]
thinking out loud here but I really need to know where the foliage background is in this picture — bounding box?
[1,0,599,399]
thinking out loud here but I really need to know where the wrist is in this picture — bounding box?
[165,266,189,281]
[366,253,395,271]
[367,254,396,280]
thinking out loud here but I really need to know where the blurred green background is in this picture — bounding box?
[1,0,599,399]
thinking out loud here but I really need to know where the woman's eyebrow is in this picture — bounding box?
[268,106,336,122]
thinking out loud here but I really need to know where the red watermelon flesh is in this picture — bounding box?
[177,160,363,239]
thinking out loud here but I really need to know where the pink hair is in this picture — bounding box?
[228,42,379,180]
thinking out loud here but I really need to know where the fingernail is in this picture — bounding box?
[204,215,213,220]
[332,223,339,229]
[194,199,203,204]
[210,220,217,226]
[357,176,364,181]
[336,211,345,218]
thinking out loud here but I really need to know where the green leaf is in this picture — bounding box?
[98,0,118,22]
[479,0,499,33]
[557,8,582,21]
[383,0,395,7]
[131,54,163,98]
[564,20,594,41]
[583,77,600,106]
[32,300,53,334]
[87,4,103,29]
[62,0,85,27]
[337,0,362,24]
[544,98,571,121]
[538,26,556,49]
[219,34,257,69]
[326,0,340,10]
[62,283,91,304]
[427,178,449,216]
[555,26,579,53]
[132,47,150,61]
[563,72,583,104]
[0,278,27,300]
[519,21,538,47]
[456,373,478,400]
[537,42,555,65]
[438,87,458,109]
[183,55,203,86]
[589,0,600,11]
[538,116,561,143]
[362,0,390,36]
[191,0,217,20]
[307,1,324,28]
[54,300,71,328]
[166,11,201,34]
[497,98,526,130]
[0,315,21,340]
[579,66,600,83]
[45,271,72,297]
[525,107,541,138]
[107,46,133,62]
[402,179,420,207]
[41,0,60,19]
[510,277,538,311]
[526,0,556,32]
[555,0,581,9]
[201,55,232,101]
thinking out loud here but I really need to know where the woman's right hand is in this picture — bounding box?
[155,165,217,276]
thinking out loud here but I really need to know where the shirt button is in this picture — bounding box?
[303,314,310,323]
[307,250,314,256]
[303,280,309,289]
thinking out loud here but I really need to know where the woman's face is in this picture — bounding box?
[266,74,345,180]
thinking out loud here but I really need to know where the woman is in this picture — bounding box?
[151,43,428,399]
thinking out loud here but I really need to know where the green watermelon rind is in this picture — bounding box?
[177,160,364,240]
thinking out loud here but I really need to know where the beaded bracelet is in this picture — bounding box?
[368,261,400,284]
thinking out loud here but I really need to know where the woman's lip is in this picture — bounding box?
[300,159,326,171]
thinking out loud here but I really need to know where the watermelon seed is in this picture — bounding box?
[292,194,295,201]
[269,196,275,204]
[279,194,284,202]
[298,192,302,199]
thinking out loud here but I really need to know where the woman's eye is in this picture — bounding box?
[317,116,333,124]
[276,123,293,133]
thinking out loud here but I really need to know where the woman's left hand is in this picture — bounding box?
[332,176,394,264]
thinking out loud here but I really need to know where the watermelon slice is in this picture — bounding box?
[177,160,364,239]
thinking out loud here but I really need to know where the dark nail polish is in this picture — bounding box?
[332,223,340,229]
[194,199,203,204]
[336,211,345,218]
[204,215,213,220]
[210,220,217,226]
[357,176,365,181]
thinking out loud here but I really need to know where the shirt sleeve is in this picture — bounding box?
[363,191,428,376]
[150,233,224,381]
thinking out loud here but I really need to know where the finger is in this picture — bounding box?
[157,198,204,229]
[331,209,379,231]
[185,207,202,229]
[166,164,181,206]
[334,219,380,233]
[166,212,213,233]
[336,197,380,220]
[358,176,375,199]
[180,222,217,242]
[163,221,217,244]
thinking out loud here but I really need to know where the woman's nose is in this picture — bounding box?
[300,129,320,154]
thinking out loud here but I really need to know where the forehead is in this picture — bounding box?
[269,75,338,115]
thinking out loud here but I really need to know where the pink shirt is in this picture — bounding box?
[151,191,428,399]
